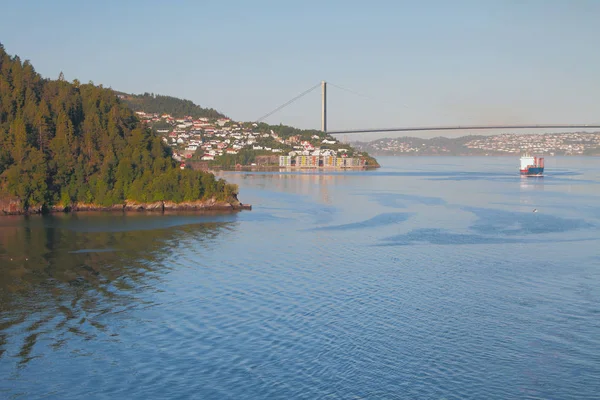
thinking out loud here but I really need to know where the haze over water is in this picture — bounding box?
[1,156,599,399]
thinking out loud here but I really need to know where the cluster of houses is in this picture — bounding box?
[134,111,354,164]
[364,139,427,154]
[356,132,600,156]
[465,132,600,155]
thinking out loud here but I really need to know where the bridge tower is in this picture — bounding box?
[321,80,327,132]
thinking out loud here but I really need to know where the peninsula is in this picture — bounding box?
[120,99,380,170]
[0,45,248,215]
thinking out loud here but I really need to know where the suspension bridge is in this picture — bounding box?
[256,81,600,135]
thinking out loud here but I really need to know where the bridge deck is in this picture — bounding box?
[327,124,600,134]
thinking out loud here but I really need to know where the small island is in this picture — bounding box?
[0,45,248,215]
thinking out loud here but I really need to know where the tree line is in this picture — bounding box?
[119,92,226,120]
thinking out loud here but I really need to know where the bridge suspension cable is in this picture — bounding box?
[256,83,321,123]
[327,82,370,99]
[328,81,409,109]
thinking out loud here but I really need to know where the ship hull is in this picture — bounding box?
[520,167,544,176]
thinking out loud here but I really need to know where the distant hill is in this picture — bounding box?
[351,132,600,156]
[116,92,226,119]
[351,135,489,156]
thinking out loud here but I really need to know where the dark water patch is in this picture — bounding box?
[0,332,5,359]
[379,228,525,246]
[39,212,241,233]
[16,332,44,366]
[310,212,413,231]
[248,206,336,225]
[362,192,446,208]
[69,248,119,254]
[380,229,598,247]
[463,206,595,236]
[238,212,291,223]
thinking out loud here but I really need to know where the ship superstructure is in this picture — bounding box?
[520,153,544,176]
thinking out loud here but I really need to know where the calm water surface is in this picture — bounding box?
[1,156,599,399]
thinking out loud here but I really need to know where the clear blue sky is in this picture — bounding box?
[1,0,599,138]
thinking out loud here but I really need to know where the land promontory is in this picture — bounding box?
[0,44,247,215]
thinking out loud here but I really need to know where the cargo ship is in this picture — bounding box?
[520,153,544,176]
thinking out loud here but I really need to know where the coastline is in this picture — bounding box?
[354,153,600,157]
[198,165,381,172]
[0,197,252,216]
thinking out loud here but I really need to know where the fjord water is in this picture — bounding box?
[1,157,599,399]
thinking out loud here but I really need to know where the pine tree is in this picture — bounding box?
[34,99,51,152]
[10,117,29,164]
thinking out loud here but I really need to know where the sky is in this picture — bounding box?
[1,0,599,139]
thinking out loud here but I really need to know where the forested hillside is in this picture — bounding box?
[117,92,225,119]
[0,44,238,213]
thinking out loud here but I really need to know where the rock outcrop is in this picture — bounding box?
[0,197,26,215]
[1,196,251,215]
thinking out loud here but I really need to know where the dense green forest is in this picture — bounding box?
[0,44,238,212]
[117,92,226,119]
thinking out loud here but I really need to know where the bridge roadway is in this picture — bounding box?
[327,124,600,135]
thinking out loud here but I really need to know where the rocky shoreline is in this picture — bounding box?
[0,196,251,216]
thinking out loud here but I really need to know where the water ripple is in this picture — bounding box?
[309,212,413,231]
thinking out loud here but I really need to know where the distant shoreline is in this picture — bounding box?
[204,166,380,173]
[359,154,600,157]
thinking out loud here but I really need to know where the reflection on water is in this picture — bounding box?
[228,171,351,205]
[0,212,236,365]
[519,176,545,192]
